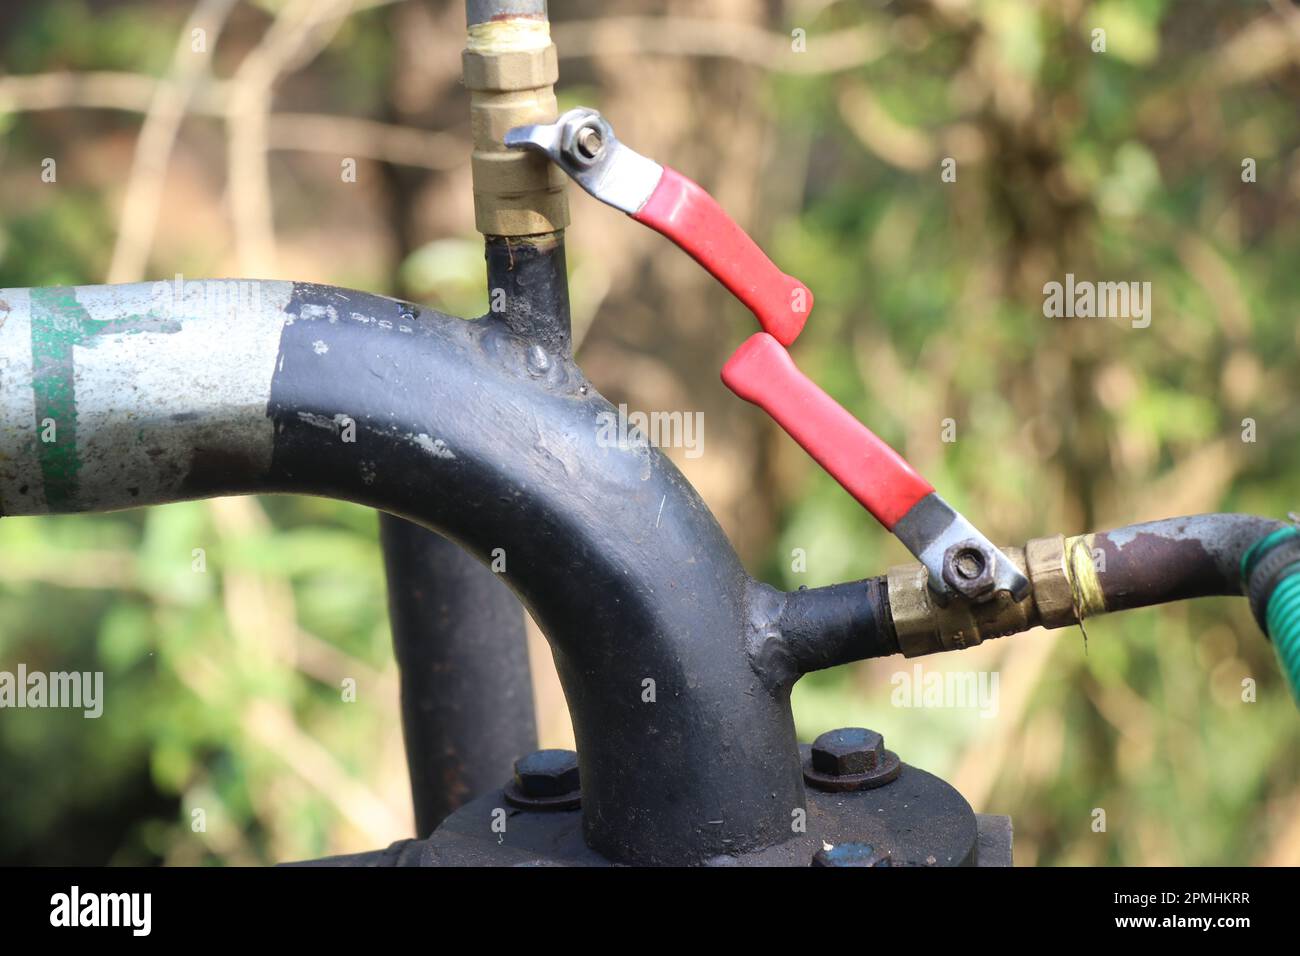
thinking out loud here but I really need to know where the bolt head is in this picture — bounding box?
[812,842,891,867]
[561,115,607,168]
[942,540,997,599]
[513,749,580,798]
[810,728,883,776]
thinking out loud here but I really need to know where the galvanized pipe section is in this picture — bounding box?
[466,0,547,25]
[0,281,292,514]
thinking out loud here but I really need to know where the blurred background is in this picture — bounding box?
[0,0,1298,865]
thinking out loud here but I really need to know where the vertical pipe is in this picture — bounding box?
[380,516,537,836]
[466,0,548,23]
[378,0,564,839]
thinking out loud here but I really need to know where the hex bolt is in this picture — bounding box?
[803,726,901,792]
[513,749,580,799]
[810,727,884,776]
[942,540,997,599]
[562,118,606,168]
[556,114,605,169]
[811,842,891,867]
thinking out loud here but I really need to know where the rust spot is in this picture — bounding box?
[1094,530,1223,610]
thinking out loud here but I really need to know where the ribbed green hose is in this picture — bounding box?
[1242,527,1300,706]
[1267,574,1300,705]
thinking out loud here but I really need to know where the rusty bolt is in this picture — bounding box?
[942,540,997,600]
[811,727,884,776]
[513,749,580,799]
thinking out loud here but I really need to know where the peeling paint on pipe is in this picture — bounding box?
[1090,514,1285,613]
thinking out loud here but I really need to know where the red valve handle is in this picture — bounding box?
[722,332,934,530]
[633,167,812,347]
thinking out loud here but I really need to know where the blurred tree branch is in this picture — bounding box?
[224,0,358,276]
[108,0,238,284]
[551,16,884,73]
[0,71,465,170]
[267,112,462,172]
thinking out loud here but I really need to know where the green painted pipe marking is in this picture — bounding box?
[29,287,181,511]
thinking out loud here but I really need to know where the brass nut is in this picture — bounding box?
[888,562,942,657]
[462,45,558,92]
[471,194,568,236]
[1026,534,1076,629]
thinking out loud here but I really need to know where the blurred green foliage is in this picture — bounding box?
[768,0,1300,865]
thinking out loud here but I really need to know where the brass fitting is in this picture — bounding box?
[887,534,1093,657]
[1026,534,1071,628]
[463,15,570,236]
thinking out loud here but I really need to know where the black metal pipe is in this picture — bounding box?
[1091,513,1285,613]
[379,515,536,837]
[758,578,898,681]
[374,234,565,838]
[485,234,571,355]
[261,279,808,864]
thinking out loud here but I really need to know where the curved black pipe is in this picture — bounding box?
[262,279,811,864]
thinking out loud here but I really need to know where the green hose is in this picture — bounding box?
[1242,526,1300,706]
[1267,576,1300,705]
